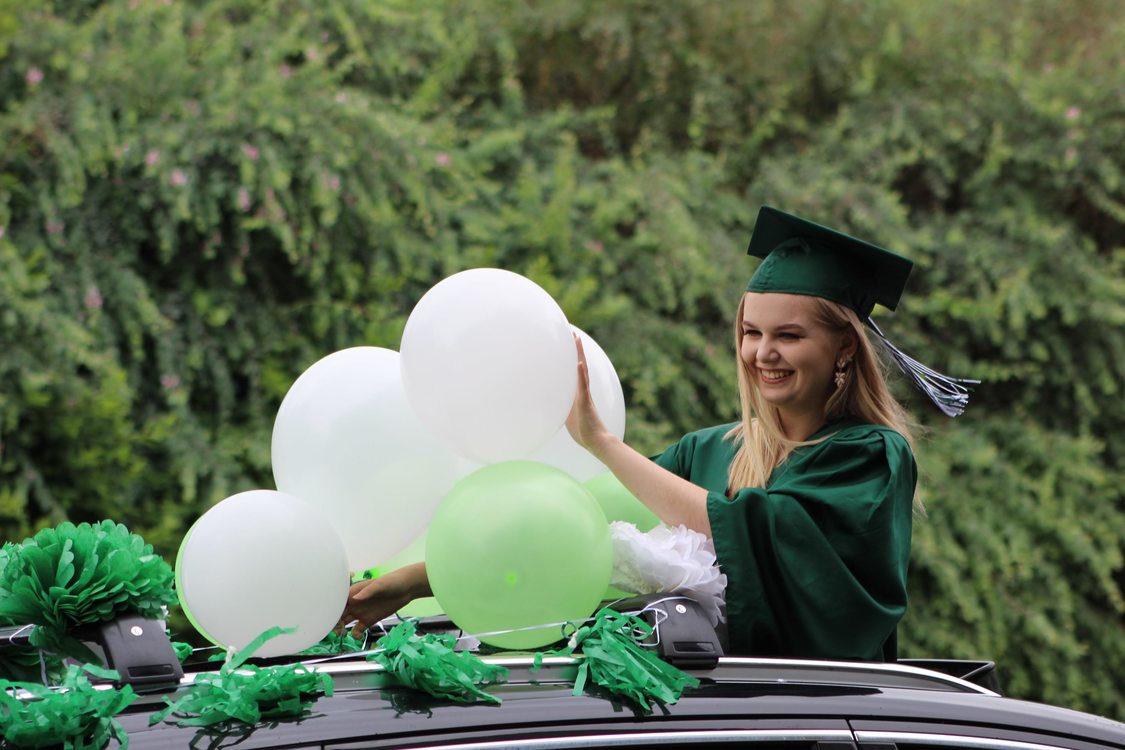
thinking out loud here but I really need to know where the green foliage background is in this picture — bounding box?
[1,0,1122,717]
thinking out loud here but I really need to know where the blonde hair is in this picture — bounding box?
[726,294,916,493]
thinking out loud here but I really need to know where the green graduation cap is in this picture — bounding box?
[746,205,914,318]
[743,205,978,417]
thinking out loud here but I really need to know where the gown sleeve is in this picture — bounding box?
[705,427,915,660]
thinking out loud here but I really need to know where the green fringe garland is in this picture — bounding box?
[299,630,366,656]
[149,627,333,728]
[171,641,194,664]
[0,663,136,749]
[0,521,177,667]
[369,620,508,704]
[533,608,700,713]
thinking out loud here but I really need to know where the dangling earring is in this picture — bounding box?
[834,356,851,389]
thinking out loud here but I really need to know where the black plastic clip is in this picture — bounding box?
[610,594,724,669]
[78,615,184,686]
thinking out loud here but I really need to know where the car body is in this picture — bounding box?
[111,653,1125,750]
[102,598,1125,750]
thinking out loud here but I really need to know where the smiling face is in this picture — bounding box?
[739,292,856,432]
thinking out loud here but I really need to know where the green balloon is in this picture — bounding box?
[174,520,220,648]
[584,471,660,532]
[426,461,612,650]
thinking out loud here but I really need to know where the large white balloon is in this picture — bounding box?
[530,326,626,481]
[272,347,456,570]
[400,269,577,464]
[176,490,349,657]
[455,456,485,481]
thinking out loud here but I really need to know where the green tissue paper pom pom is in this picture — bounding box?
[0,520,177,669]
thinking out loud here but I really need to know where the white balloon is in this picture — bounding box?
[272,347,456,570]
[400,269,577,464]
[530,326,626,481]
[176,490,349,657]
[455,456,485,480]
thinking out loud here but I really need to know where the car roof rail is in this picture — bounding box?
[346,598,1000,697]
[709,657,1000,695]
[0,615,184,688]
[896,657,1002,694]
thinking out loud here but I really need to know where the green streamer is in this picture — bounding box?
[0,521,177,667]
[0,663,136,749]
[149,627,333,728]
[171,640,194,664]
[299,630,366,656]
[369,620,508,704]
[533,608,700,713]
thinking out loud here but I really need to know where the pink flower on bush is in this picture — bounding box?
[326,174,341,191]
[46,220,64,235]
[237,186,251,212]
[145,149,161,167]
[26,67,43,86]
[241,144,259,161]
[170,169,188,186]
[1065,106,1081,121]
[160,374,181,390]
[84,285,103,310]
[435,152,451,167]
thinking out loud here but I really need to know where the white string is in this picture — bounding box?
[4,624,34,645]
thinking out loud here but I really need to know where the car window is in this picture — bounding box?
[856,730,1117,750]
[326,730,854,750]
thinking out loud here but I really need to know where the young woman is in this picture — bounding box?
[340,206,973,660]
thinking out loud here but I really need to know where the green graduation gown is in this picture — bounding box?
[652,418,916,661]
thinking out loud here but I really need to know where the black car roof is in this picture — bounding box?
[5,601,1123,749]
[114,655,1125,750]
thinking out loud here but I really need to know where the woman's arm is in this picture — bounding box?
[567,337,711,535]
[337,561,431,637]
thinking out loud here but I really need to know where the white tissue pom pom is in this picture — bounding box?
[609,521,727,625]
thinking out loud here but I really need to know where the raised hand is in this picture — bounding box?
[565,334,613,455]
